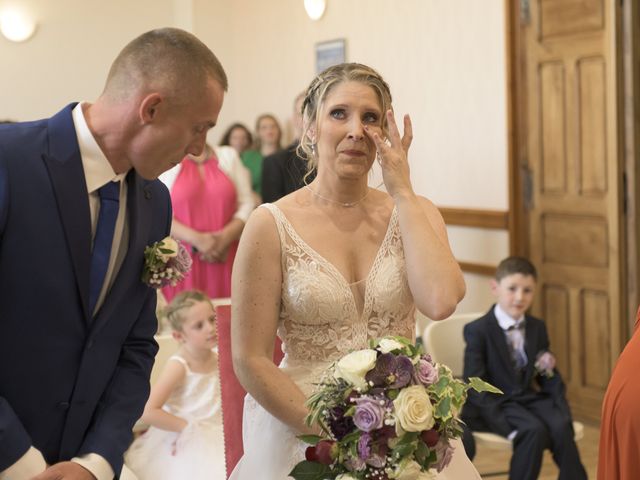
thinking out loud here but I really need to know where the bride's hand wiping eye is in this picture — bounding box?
[365,110,414,200]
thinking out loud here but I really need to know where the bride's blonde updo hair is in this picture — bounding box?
[297,63,393,175]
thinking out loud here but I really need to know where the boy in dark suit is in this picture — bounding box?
[462,256,586,480]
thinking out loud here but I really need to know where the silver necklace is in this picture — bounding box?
[305,185,370,207]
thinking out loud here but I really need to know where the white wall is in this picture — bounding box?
[0,0,178,122]
[0,0,507,312]
[194,0,508,211]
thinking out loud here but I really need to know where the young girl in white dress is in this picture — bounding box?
[125,290,225,479]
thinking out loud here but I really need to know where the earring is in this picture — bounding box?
[310,143,317,156]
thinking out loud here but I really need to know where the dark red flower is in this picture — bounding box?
[420,428,440,448]
[307,440,335,465]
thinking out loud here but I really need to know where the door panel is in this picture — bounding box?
[521,0,622,420]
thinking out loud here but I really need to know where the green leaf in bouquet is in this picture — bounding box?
[387,388,399,400]
[339,430,361,446]
[450,380,466,402]
[429,375,450,396]
[288,461,334,480]
[297,434,324,446]
[341,387,354,401]
[392,441,417,461]
[394,431,419,447]
[468,377,503,394]
[344,405,356,417]
[414,438,429,465]
[435,395,452,421]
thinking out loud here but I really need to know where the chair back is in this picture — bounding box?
[150,334,181,386]
[132,334,180,432]
[214,299,284,478]
[215,303,244,478]
[423,312,481,377]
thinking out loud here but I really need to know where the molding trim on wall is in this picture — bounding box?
[458,261,496,277]
[439,207,509,230]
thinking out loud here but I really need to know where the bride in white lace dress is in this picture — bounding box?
[229,63,480,479]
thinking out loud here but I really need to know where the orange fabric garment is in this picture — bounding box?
[598,307,640,479]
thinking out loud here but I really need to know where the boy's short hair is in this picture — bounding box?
[495,256,537,281]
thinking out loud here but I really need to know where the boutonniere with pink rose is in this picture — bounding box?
[141,236,192,288]
[290,336,502,480]
[534,351,556,378]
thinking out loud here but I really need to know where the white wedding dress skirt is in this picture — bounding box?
[229,358,480,480]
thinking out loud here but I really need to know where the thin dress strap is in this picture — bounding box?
[168,354,192,374]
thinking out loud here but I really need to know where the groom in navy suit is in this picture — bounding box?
[0,28,226,479]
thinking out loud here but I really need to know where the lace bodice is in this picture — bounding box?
[263,204,415,363]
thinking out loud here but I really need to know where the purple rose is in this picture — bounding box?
[353,396,385,432]
[434,438,456,473]
[357,432,372,460]
[414,358,439,386]
[168,241,192,274]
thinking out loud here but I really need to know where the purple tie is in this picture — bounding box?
[506,322,527,370]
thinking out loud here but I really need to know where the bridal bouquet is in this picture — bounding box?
[289,336,501,480]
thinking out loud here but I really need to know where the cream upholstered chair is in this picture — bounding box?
[415,310,433,343]
[132,334,180,432]
[422,312,584,454]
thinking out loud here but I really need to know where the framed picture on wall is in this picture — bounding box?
[315,38,346,74]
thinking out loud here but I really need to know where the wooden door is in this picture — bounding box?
[515,0,624,421]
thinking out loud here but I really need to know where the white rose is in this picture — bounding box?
[334,349,378,389]
[378,338,405,354]
[393,385,435,432]
[157,237,178,262]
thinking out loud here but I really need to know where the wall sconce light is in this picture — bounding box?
[304,0,326,21]
[0,8,37,42]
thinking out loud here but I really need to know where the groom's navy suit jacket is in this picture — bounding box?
[0,104,171,475]
[461,306,571,437]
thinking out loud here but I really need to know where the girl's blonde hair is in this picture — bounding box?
[162,290,212,332]
[297,62,393,178]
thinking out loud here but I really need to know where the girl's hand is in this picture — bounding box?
[365,110,414,199]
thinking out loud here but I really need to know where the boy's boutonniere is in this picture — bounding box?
[141,236,192,288]
[534,351,556,378]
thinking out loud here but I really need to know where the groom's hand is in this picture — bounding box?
[30,462,96,480]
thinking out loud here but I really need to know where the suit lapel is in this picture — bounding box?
[41,104,92,319]
[91,171,153,333]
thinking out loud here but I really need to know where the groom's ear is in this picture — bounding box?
[139,93,164,124]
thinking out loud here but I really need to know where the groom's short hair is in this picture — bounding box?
[102,27,228,104]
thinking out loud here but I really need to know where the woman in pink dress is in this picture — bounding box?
[160,144,254,301]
